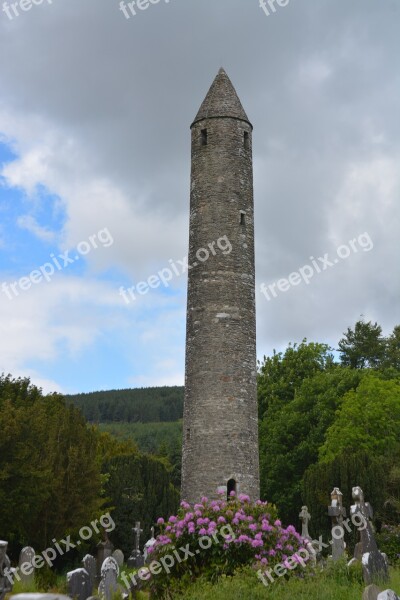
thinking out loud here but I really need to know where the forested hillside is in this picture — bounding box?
[66,385,184,423]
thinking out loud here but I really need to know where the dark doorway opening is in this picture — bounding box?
[227,478,237,499]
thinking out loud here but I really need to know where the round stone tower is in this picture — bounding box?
[181,68,260,503]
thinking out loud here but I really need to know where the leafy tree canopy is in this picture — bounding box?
[319,374,400,461]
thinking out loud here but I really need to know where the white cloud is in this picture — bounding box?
[17,214,56,242]
[0,0,399,391]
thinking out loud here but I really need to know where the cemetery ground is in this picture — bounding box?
[5,562,400,599]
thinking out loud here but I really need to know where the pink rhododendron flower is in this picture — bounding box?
[218,516,226,524]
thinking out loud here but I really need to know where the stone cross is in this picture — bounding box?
[350,486,389,585]
[127,522,144,568]
[133,522,143,554]
[299,505,311,540]
[328,487,347,561]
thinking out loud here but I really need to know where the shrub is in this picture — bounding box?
[146,492,307,597]
[376,524,400,565]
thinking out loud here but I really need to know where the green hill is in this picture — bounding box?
[66,385,184,423]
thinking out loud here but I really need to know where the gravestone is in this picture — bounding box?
[363,584,382,600]
[350,486,389,585]
[98,557,119,600]
[328,487,347,561]
[82,555,97,593]
[66,568,91,600]
[111,550,124,568]
[299,506,311,540]
[18,547,36,586]
[143,527,156,563]
[127,522,144,568]
[304,538,317,567]
[0,541,13,600]
[96,533,113,582]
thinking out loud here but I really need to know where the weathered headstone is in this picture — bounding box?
[299,506,311,540]
[67,568,91,600]
[363,584,382,600]
[111,550,124,568]
[18,547,36,586]
[377,592,400,600]
[96,533,113,581]
[127,522,144,568]
[98,557,119,600]
[143,527,156,563]
[350,486,389,585]
[0,541,13,600]
[82,555,97,593]
[328,487,347,561]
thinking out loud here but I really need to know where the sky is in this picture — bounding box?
[0,0,399,394]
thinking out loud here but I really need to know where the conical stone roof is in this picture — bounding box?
[191,68,252,129]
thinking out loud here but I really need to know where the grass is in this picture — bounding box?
[169,564,400,600]
[5,561,399,600]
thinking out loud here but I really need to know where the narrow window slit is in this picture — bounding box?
[201,129,208,146]
[244,131,250,150]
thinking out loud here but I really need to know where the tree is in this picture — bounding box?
[259,367,362,526]
[0,375,103,552]
[338,319,386,369]
[102,453,179,556]
[303,451,388,544]
[257,340,335,419]
[382,325,400,371]
[319,374,400,461]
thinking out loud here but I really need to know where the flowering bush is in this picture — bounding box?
[145,492,307,597]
